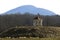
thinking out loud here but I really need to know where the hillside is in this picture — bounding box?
[0,26,60,38]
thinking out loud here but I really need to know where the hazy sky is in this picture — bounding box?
[0,0,60,15]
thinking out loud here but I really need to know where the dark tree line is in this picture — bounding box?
[0,13,60,32]
[0,13,34,32]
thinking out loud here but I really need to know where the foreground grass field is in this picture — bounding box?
[0,26,60,40]
[0,37,60,40]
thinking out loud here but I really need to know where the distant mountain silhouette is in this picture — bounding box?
[4,5,56,15]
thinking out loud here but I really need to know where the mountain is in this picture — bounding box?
[3,5,56,15]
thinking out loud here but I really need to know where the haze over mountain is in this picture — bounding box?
[3,5,56,15]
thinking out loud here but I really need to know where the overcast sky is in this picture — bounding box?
[0,0,60,15]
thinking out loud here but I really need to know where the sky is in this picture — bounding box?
[0,0,60,15]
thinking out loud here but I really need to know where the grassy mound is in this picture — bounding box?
[0,26,60,38]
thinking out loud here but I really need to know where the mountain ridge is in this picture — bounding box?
[2,5,56,15]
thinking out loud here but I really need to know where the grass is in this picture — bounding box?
[0,37,60,40]
[0,26,60,40]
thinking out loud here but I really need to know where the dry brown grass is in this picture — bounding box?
[0,26,60,39]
